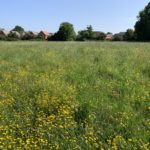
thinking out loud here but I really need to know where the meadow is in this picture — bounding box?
[0,41,150,149]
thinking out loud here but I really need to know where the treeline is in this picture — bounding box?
[48,23,113,41]
[49,2,150,42]
[0,24,134,42]
[48,23,135,41]
[0,2,150,42]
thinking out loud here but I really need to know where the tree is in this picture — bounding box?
[52,22,76,41]
[76,30,89,41]
[107,32,112,35]
[21,32,35,40]
[86,25,94,39]
[77,25,94,41]
[96,32,106,41]
[135,2,150,41]
[124,29,135,41]
[7,31,20,41]
[113,32,125,41]
[113,34,122,41]
[49,32,60,41]
[11,25,24,33]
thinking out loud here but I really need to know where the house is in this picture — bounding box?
[26,31,38,36]
[93,31,104,37]
[93,31,106,40]
[32,32,39,36]
[105,33,113,41]
[20,31,26,37]
[39,31,52,40]
[0,29,10,37]
[10,31,21,38]
[113,32,125,41]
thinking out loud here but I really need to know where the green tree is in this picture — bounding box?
[86,25,94,39]
[107,32,112,35]
[7,32,20,41]
[113,35,122,41]
[11,25,24,33]
[96,32,106,41]
[76,30,89,41]
[135,2,150,41]
[113,32,125,41]
[52,22,76,41]
[77,25,94,41]
[49,32,60,41]
[22,32,35,40]
[124,29,135,41]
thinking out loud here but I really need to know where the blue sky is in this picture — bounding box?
[0,0,149,33]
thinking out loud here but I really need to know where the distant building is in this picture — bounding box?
[39,31,52,40]
[105,33,113,41]
[93,31,104,37]
[20,31,26,37]
[113,32,125,41]
[10,31,21,38]
[32,32,39,36]
[93,31,106,40]
[0,29,10,37]
[26,31,38,36]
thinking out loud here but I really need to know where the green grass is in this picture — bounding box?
[0,41,150,149]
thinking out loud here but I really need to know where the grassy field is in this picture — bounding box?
[0,41,150,149]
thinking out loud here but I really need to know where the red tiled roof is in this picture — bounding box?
[41,31,49,36]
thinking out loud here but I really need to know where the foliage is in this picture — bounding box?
[7,32,20,41]
[86,25,94,40]
[0,35,7,41]
[77,25,94,41]
[0,42,150,149]
[76,30,89,41]
[94,32,106,41]
[113,33,125,41]
[48,32,60,41]
[22,32,36,40]
[135,2,150,41]
[11,25,25,33]
[107,32,113,35]
[124,29,135,41]
[51,22,76,41]
[36,34,46,41]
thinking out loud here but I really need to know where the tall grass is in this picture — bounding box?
[0,41,150,149]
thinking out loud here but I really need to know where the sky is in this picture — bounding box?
[0,0,149,33]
